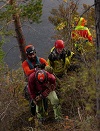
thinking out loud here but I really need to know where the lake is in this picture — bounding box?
[2,0,94,69]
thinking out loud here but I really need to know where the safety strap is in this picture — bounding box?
[26,56,40,69]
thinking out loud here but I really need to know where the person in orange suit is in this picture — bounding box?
[22,44,48,77]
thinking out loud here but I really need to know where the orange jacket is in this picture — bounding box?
[22,57,48,76]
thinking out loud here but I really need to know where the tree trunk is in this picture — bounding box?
[9,0,26,62]
[95,0,100,128]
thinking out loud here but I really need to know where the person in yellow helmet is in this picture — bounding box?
[72,17,93,53]
[47,40,74,78]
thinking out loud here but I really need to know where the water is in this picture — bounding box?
[2,0,94,69]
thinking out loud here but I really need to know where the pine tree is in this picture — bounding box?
[0,0,43,62]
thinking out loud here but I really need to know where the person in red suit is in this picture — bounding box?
[28,69,62,122]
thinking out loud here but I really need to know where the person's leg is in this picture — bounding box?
[36,100,44,119]
[30,100,36,116]
[47,91,62,120]
[43,98,48,113]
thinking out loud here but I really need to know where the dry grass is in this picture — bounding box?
[0,60,99,131]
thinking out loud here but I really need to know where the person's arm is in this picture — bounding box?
[87,28,93,42]
[28,73,36,99]
[22,61,35,76]
[41,73,56,98]
[28,73,43,104]
[39,58,48,66]
[38,58,49,69]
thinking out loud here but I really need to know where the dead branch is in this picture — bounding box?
[0,100,13,121]
[0,0,10,10]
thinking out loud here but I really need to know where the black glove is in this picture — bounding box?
[34,64,39,68]
[66,50,71,57]
[34,63,45,69]
[40,63,46,69]
[31,99,37,106]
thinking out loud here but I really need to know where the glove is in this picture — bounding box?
[40,63,46,69]
[45,65,53,74]
[35,94,42,102]
[34,63,45,69]
[31,99,37,106]
[66,50,71,57]
[34,64,39,68]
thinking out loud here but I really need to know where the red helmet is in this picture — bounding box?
[55,40,65,49]
[25,44,36,55]
[35,70,47,83]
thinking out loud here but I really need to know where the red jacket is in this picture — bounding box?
[28,71,56,99]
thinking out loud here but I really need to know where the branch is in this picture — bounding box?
[80,3,95,17]
[0,20,14,31]
[0,100,13,121]
[22,23,40,34]
[0,0,10,10]
[71,0,79,15]
[78,107,82,122]
[4,45,18,59]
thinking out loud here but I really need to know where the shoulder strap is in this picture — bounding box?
[48,48,56,62]
[26,59,34,69]
[61,49,66,63]
[26,56,41,69]
[51,48,57,56]
[51,48,56,53]
[36,56,40,65]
